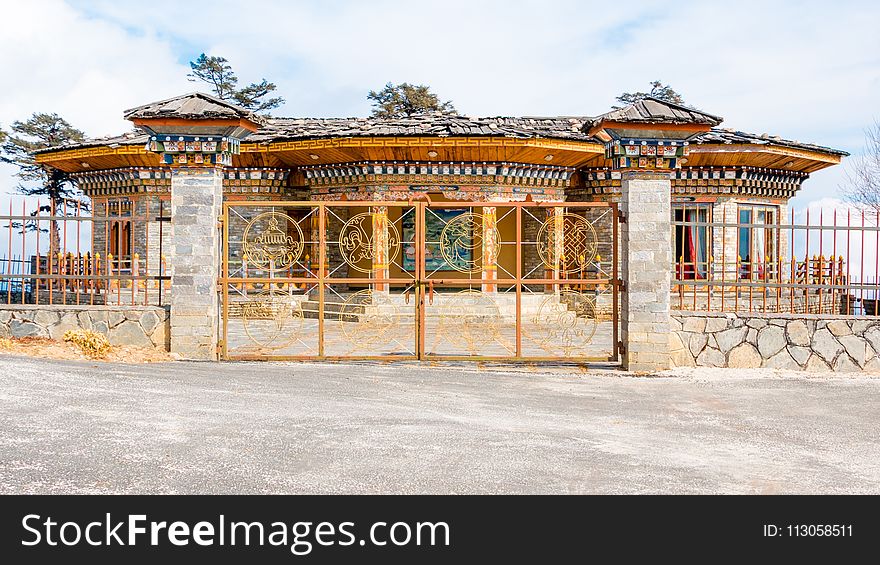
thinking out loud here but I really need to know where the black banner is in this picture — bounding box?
[1,495,876,562]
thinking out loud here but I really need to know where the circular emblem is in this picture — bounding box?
[340,289,400,347]
[438,289,503,352]
[241,288,304,350]
[339,212,401,273]
[439,213,498,274]
[530,290,598,356]
[242,211,304,271]
[536,213,598,274]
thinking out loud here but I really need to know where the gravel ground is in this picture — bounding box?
[0,356,878,494]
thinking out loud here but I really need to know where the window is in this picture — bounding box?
[673,204,710,279]
[738,205,778,280]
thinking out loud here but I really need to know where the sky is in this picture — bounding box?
[0,0,878,220]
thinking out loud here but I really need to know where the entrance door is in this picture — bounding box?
[220,200,619,362]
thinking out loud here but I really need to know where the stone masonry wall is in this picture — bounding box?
[671,311,880,371]
[0,305,170,350]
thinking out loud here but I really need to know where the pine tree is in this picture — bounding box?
[188,53,284,113]
[614,81,685,109]
[367,83,456,118]
[0,113,87,251]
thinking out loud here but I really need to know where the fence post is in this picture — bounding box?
[620,171,672,372]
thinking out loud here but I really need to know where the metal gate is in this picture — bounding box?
[220,200,620,362]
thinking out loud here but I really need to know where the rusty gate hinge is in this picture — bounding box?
[617,210,627,223]
[617,278,627,292]
[617,341,626,355]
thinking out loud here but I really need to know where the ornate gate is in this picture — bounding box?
[220,201,620,362]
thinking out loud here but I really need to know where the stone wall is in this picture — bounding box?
[671,311,880,371]
[0,305,170,350]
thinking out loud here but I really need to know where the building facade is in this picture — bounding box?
[33,93,846,369]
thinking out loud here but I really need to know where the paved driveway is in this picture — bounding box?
[0,356,878,494]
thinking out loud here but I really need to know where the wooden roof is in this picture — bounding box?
[34,97,847,174]
[587,97,723,128]
[123,92,264,125]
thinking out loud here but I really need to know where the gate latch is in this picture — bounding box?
[617,278,627,292]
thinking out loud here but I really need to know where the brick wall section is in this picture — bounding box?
[0,305,169,350]
[671,311,880,371]
[620,172,671,371]
[170,168,223,360]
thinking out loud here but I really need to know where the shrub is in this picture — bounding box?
[63,329,111,359]
[0,337,13,350]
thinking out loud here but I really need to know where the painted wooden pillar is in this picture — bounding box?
[481,206,498,292]
[372,205,389,292]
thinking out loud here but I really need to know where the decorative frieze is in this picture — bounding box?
[146,135,241,166]
[72,167,290,196]
[605,139,690,170]
[301,161,576,189]
[576,166,808,199]
[308,184,565,202]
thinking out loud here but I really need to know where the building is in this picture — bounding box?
[32,92,846,368]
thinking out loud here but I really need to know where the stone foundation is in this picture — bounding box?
[671,311,880,371]
[0,305,170,350]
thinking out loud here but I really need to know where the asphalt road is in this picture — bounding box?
[1,356,878,494]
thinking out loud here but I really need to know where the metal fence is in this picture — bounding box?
[0,198,170,306]
[672,207,880,315]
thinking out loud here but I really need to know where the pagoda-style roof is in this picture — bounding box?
[33,95,848,174]
[123,92,265,125]
[587,97,723,128]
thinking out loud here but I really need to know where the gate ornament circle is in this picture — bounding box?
[439,212,497,274]
[241,288,305,350]
[531,290,598,356]
[339,212,401,273]
[536,213,598,274]
[242,211,304,271]
[340,289,400,346]
[438,289,502,352]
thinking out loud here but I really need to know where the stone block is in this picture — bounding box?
[0,311,12,324]
[757,325,786,359]
[689,333,708,356]
[704,317,729,333]
[696,347,725,367]
[746,318,768,330]
[837,334,872,368]
[728,343,762,368]
[805,354,831,372]
[811,328,843,365]
[786,320,811,347]
[48,312,80,341]
[139,310,161,334]
[827,320,852,337]
[33,310,59,327]
[682,316,706,333]
[108,311,126,328]
[716,326,747,354]
[833,354,860,373]
[764,349,798,370]
[10,320,44,338]
[788,345,811,366]
[109,320,153,348]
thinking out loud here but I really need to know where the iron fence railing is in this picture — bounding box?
[0,197,170,306]
[672,207,880,315]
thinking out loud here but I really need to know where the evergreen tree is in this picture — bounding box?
[0,113,87,251]
[614,80,685,108]
[188,53,284,113]
[368,83,456,118]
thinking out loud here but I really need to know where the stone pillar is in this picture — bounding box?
[169,168,223,360]
[371,205,389,292]
[481,206,498,292]
[620,172,671,371]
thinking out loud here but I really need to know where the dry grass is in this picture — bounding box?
[0,335,171,363]
[63,329,111,359]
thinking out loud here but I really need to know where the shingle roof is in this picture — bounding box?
[123,92,264,124]
[34,111,847,158]
[588,96,723,127]
[247,112,591,143]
